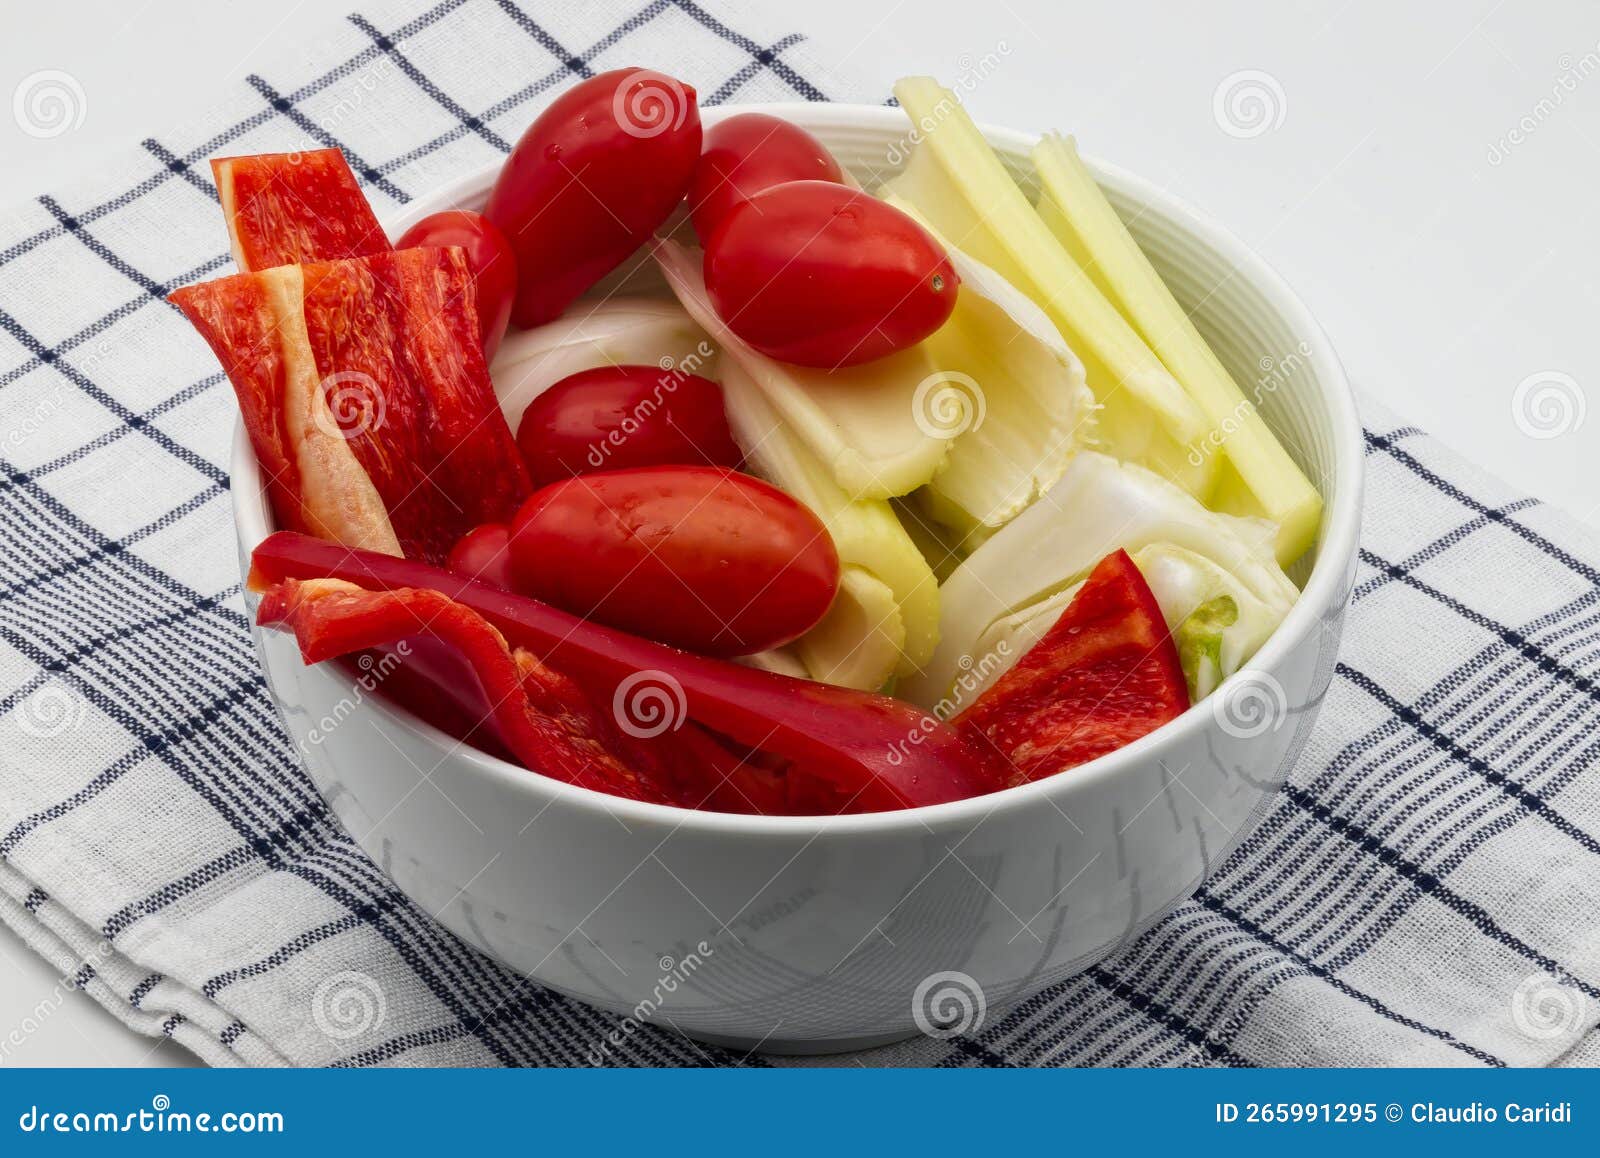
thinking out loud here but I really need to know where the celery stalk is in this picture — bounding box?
[1032,134,1322,565]
[881,78,1216,500]
[716,359,940,685]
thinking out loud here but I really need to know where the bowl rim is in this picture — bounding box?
[233,101,1364,837]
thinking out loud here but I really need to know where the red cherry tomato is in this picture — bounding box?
[485,68,701,328]
[508,466,839,656]
[704,182,959,367]
[516,364,742,486]
[446,523,514,589]
[688,113,844,243]
[395,210,517,359]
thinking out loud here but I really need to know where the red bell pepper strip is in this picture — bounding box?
[258,578,685,803]
[250,531,1000,811]
[664,725,796,815]
[213,149,390,272]
[347,644,519,761]
[171,247,530,563]
[261,578,811,813]
[955,549,1190,785]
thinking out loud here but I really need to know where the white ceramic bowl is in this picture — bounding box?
[233,103,1363,1053]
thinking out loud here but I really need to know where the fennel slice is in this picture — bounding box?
[653,239,951,500]
[899,451,1297,708]
[881,199,1097,540]
[489,297,713,427]
[796,567,906,692]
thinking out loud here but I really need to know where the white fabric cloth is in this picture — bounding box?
[1,0,1597,1068]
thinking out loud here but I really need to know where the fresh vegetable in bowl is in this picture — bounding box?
[211,148,389,271]
[514,364,742,485]
[485,68,703,327]
[703,181,960,367]
[170,245,529,563]
[172,67,1322,816]
[487,297,715,427]
[249,532,997,812]
[507,466,841,656]
[901,451,1298,710]
[394,209,517,359]
[954,549,1190,783]
[688,112,845,241]
[446,522,514,590]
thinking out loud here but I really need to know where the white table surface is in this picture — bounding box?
[3,0,1597,1067]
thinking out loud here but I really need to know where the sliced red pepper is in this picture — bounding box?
[171,248,530,563]
[955,549,1190,785]
[666,725,795,815]
[261,578,814,813]
[250,532,1000,811]
[213,150,390,272]
[346,644,517,760]
[258,578,682,803]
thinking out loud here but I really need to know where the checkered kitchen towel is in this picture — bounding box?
[2,0,1598,1069]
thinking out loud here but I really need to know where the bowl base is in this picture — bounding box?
[692,1027,925,1057]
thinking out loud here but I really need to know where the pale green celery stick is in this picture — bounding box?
[1031,133,1322,566]
[715,359,941,684]
[1175,595,1239,701]
[653,239,950,500]
[882,199,1096,542]
[797,567,906,691]
[881,77,1216,500]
